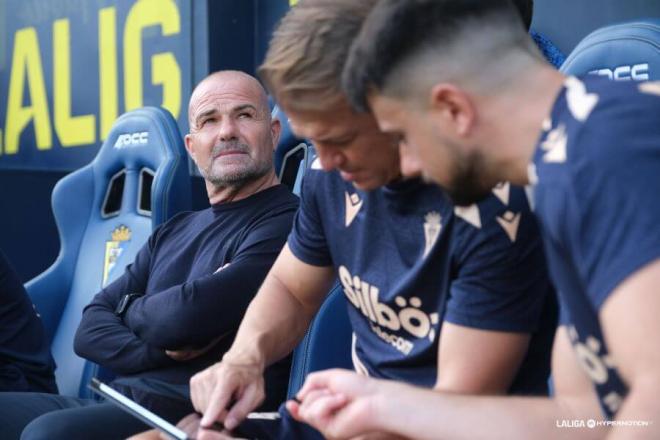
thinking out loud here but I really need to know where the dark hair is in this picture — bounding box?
[512,0,534,30]
[342,0,527,111]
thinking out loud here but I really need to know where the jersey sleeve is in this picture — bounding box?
[567,91,660,310]
[444,187,553,333]
[287,172,334,267]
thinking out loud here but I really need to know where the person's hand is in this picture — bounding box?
[166,332,229,362]
[190,356,265,431]
[169,413,241,440]
[286,369,388,439]
[126,428,161,440]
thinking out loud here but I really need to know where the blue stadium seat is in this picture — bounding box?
[561,19,660,81]
[287,283,353,398]
[272,105,310,191]
[25,107,191,398]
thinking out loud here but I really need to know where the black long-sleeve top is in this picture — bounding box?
[0,249,57,393]
[74,185,298,389]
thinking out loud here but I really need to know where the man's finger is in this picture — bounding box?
[201,382,235,428]
[296,369,341,401]
[223,384,264,431]
[285,400,302,422]
[190,368,216,413]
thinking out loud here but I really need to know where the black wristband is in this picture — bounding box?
[114,293,142,317]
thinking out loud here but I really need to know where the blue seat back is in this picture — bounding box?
[287,284,353,398]
[561,19,660,81]
[272,105,309,191]
[25,107,191,397]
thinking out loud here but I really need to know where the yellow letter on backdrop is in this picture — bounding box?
[53,18,96,147]
[124,0,181,118]
[4,27,52,154]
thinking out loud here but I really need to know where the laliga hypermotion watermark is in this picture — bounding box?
[556,419,654,429]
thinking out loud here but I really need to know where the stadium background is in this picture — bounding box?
[1,0,659,281]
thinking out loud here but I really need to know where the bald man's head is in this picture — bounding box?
[184,70,280,195]
[188,70,271,129]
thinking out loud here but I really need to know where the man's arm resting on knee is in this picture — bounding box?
[191,244,334,429]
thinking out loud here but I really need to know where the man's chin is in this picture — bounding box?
[448,188,492,206]
[351,177,386,191]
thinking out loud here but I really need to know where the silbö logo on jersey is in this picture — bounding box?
[338,265,439,355]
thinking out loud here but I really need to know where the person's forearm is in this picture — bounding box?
[74,304,173,373]
[125,259,276,350]
[375,381,605,440]
[222,272,318,370]
[608,378,660,439]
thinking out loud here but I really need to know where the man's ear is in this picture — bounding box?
[429,83,476,137]
[270,117,282,151]
[184,134,197,163]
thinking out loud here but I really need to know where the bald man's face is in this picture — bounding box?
[185,73,279,190]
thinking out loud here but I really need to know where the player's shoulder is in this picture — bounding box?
[453,183,534,244]
[301,159,356,202]
[567,77,659,163]
[536,77,659,184]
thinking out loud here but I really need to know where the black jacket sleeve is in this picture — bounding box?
[73,236,174,374]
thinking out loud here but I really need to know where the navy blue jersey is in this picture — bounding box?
[288,167,556,392]
[0,249,57,393]
[531,77,660,418]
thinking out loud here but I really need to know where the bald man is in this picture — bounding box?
[0,70,299,440]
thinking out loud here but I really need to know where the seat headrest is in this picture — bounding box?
[95,107,186,174]
[272,105,306,175]
[561,19,660,81]
[92,106,190,227]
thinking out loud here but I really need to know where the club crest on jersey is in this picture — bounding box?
[103,225,131,286]
[423,211,442,258]
[338,265,440,356]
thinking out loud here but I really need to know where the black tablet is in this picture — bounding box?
[88,378,189,440]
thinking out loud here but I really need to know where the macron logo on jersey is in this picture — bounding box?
[496,211,521,243]
[345,191,363,227]
[492,182,511,205]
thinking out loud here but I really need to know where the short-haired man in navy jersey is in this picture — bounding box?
[285,1,660,439]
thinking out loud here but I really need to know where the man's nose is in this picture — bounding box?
[217,117,239,141]
[315,145,345,171]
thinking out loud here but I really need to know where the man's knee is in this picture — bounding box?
[21,410,80,440]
